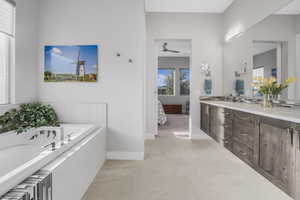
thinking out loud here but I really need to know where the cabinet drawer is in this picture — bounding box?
[223,109,233,120]
[233,111,258,124]
[233,121,255,147]
[232,139,255,166]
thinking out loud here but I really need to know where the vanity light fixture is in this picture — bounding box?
[225,23,245,43]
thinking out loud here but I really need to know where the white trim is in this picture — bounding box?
[106,152,144,161]
[190,130,210,140]
[145,133,156,140]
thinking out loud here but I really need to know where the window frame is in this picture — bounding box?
[157,68,176,96]
[252,66,265,97]
[0,0,15,105]
[179,68,190,96]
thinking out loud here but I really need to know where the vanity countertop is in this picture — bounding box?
[200,100,300,124]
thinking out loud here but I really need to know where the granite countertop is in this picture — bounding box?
[200,100,300,124]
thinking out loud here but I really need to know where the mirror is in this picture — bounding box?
[252,41,288,98]
[223,0,299,100]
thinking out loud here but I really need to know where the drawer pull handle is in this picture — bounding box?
[223,125,231,129]
[288,128,294,146]
[234,113,253,121]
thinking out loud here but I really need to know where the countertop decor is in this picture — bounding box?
[252,76,295,108]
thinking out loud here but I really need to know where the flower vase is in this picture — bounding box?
[263,94,272,108]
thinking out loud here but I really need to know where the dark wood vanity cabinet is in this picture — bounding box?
[200,102,299,198]
[201,104,225,143]
[258,118,296,196]
[294,128,300,200]
[223,109,233,151]
[232,111,259,167]
[209,106,224,143]
[200,103,210,134]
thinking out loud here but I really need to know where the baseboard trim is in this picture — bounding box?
[106,151,144,160]
[190,131,209,140]
[145,133,156,140]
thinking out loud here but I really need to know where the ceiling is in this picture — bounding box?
[145,0,235,13]
[276,0,300,15]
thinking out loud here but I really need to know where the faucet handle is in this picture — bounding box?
[43,142,56,151]
[67,134,72,142]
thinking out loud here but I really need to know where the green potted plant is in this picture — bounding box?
[0,103,60,134]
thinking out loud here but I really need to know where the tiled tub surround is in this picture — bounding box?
[0,124,106,198]
[200,100,300,199]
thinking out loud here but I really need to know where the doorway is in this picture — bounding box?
[155,39,191,139]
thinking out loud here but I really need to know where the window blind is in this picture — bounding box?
[0,0,15,36]
[0,33,9,104]
[0,0,14,104]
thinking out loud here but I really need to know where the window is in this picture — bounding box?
[0,0,15,104]
[180,68,190,95]
[157,69,175,96]
[253,67,264,96]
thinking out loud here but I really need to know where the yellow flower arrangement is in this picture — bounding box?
[252,76,295,97]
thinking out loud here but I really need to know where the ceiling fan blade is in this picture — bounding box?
[168,50,180,53]
[161,42,180,53]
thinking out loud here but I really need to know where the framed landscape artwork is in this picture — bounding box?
[44,45,98,82]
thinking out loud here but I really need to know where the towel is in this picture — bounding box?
[204,79,212,95]
[235,80,245,95]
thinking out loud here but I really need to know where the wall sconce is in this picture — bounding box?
[200,63,211,77]
[235,62,247,77]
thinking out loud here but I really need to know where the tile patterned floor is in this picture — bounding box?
[83,114,292,200]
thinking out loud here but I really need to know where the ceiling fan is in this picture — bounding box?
[162,42,180,53]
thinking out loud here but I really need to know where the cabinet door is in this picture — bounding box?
[258,118,295,196]
[200,103,210,134]
[223,109,233,151]
[208,106,225,143]
[293,127,300,199]
[232,111,259,166]
[209,106,218,141]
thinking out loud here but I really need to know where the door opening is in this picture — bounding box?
[155,39,191,139]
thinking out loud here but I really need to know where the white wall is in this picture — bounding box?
[37,0,146,158]
[296,14,300,98]
[13,0,38,104]
[224,15,296,98]
[146,13,223,138]
[224,0,293,42]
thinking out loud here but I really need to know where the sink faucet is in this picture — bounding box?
[46,130,56,139]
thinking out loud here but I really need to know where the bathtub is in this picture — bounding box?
[0,124,100,196]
